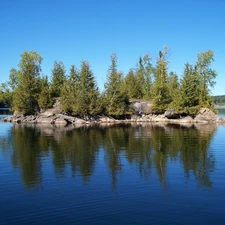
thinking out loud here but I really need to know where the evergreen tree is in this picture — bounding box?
[50,61,66,98]
[0,68,21,107]
[179,64,200,114]
[132,54,153,100]
[195,50,217,109]
[61,61,100,117]
[60,65,79,114]
[123,69,139,99]
[77,61,101,117]
[104,54,130,117]
[135,57,145,99]
[0,83,11,107]
[12,51,42,114]
[151,47,171,113]
[78,61,100,115]
[168,71,180,110]
[38,75,52,111]
[8,68,19,90]
[142,54,153,100]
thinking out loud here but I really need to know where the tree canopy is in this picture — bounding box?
[0,48,218,117]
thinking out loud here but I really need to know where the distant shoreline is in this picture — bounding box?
[215,105,225,109]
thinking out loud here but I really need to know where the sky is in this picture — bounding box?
[1,0,225,95]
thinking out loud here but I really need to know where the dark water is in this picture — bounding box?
[0,110,225,225]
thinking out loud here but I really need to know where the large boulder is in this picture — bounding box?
[132,101,152,115]
[54,117,67,125]
[151,114,169,122]
[164,108,180,119]
[72,117,86,124]
[194,108,218,123]
[99,116,116,123]
[36,116,55,124]
[179,116,194,123]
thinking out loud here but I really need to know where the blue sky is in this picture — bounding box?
[1,0,225,95]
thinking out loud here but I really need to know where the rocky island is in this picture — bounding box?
[2,100,225,126]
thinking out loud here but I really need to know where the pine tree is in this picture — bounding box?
[61,61,100,117]
[168,71,180,110]
[38,75,52,111]
[135,57,145,99]
[151,47,171,113]
[8,68,19,90]
[179,64,200,114]
[103,54,130,117]
[142,54,153,100]
[77,61,100,117]
[123,69,139,99]
[50,61,66,98]
[195,50,217,109]
[12,51,42,114]
[0,68,19,107]
[60,65,79,114]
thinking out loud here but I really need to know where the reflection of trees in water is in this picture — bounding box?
[180,124,217,188]
[50,127,98,182]
[10,126,44,188]
[0,123,217,190]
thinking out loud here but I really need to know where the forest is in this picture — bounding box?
[0,46,218,118]
[213,95,225,105]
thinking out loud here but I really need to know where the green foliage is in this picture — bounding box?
[122,69,139,99]
[8,68,19,90]
[151,47,172,113]
[142,54,153,100]
[38,76,52,111]
[177,64,200,113]
[60,65,79,113]
[12,51,42,114]
[103,54,131,117]
[168,72,179,98]
[75,61,101,117]
[1,47,219,117]
[135,56,145,98]
[122,54,153,100]
[50,61,66,98]
[213,95,225,105]
[0,83,12,107]
[196,50,217,109]
[61,62,101,117]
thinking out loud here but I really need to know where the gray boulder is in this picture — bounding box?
[164,108,180,119]
[179,116,194,123]
[36,117,55,124]
[194,108,217,123]
[54,117,67,125]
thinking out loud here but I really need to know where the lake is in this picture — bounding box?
[0,109,225,225]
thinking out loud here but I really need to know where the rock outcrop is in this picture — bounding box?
[194,108,220,123]
[2,114,87,125]
[1,107,225,126]
[164,108,180,119]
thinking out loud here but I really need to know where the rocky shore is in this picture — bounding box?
[1,107,225,126]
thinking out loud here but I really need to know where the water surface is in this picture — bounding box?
[0,110,225,225]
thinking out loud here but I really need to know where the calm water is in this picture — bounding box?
[0,109,225,225]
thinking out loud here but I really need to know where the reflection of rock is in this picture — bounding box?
[194,123,218,133]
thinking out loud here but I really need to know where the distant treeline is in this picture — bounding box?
[212,95,225,105]
[0,46,218,117]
